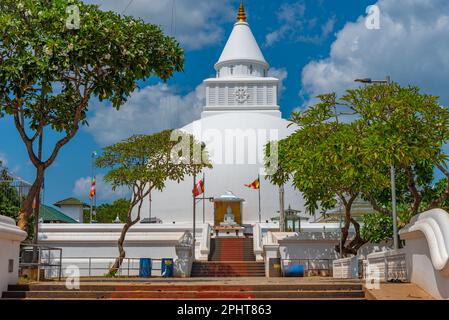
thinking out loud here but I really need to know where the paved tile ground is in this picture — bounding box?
[20,276,436,299]
[32,276,362,286]
[364,283,435,300]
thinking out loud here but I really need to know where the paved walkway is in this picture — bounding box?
[364,283,434,300]
[21,276,436,299]
[34,276,362,286]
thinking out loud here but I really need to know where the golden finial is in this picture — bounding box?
[237,1,247,23]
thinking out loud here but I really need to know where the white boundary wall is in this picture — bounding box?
[333,257,358,279]
[0,215,27,293]
[38,223,210,277]
[365,249,407,282]
[400,209,449,300]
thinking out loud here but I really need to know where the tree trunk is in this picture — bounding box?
[17,165,45,232]
[335,204,352,258]
[334,194,366,257]
[108,197,144,276]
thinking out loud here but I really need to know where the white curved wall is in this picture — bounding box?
[400,209,449,299]
[0,215,27,293]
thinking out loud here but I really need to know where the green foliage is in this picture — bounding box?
[361,213,393,243]
[0,0,184,124]
[0,161,34,239]
[268,83,449,253]
[0,163,20,219]
[83,198,130,223]
[0,0,184,227]
[96,130,211,196]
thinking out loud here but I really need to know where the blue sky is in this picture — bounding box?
[1,0,449,206]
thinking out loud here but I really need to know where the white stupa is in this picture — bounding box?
[135,3,306,225]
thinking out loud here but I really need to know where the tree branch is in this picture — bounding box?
[406,165,422,214]
[367,193,392,216]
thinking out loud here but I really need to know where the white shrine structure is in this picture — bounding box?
[140,3,305,226]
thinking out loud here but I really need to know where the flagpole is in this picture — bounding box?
[90,151,96,223]
[202,172,205,224]
[192,173,196,261]
[258,174,261,223]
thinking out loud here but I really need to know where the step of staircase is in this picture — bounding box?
[208,237,256,263]
[2,281,365,300]
[191,261,265,277]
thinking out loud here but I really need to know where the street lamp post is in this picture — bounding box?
[354,76,399,250]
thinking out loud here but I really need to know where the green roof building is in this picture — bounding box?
[39,204,78,223]
[53,197,89,223]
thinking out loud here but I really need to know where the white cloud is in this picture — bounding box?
[300,0,449,107]
[73,174,130,202]
[86,65,289,146]
[265,2,335,47]
[85,83,205,146]
[85,0,234,50]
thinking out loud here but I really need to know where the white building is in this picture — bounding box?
[53,197,88,223]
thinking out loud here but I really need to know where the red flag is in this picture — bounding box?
[89,177,96,200]
[192,179,204,197]
[245,178,260,190]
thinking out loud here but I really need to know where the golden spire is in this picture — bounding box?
[237,1,247,23]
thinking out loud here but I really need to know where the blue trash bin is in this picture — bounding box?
[283,264,305,277]
[161,258,174,278]
[139,258,152,278]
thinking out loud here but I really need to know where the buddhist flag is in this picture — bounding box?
[89,177,96,200]
[192,179,204,197]
[245,178,260,189]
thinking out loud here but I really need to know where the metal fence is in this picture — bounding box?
[281,258,333,277]
[19,244,63,281]
[56,257,164,278]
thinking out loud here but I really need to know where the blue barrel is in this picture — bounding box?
[139,258,152,278]
[283,264,305,277]
[161,258,174,278]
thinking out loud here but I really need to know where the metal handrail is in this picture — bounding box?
[57,257,164,277]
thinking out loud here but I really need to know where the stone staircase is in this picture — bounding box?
[1,280,366,300]
[191,261,266,277]
[191,237,263,277]
[209,238,256,261]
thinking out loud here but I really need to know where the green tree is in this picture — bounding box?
[270,84,449,252]
[96,130,211,276]
[83,198,130,223]
[0,161,20,219]
[341,84,449,216]
[0,0,184,231]
[361,213,393,244]
[267,97,388,255]
[0,161,34,239]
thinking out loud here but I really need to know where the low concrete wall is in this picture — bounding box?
[0,215,27,293]
[38,222,210,277]
[333,257,358,279]
[400,209,449,299]
[365,249,407,282]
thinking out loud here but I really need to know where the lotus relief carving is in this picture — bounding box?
[234,87,249,104]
